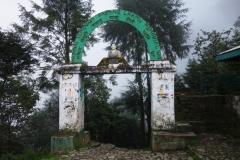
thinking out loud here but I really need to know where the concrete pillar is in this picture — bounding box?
[51,64,88,152]
[150,61,196,151]
[59,73,84,133]
[150,60,176,130]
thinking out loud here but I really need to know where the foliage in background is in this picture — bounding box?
[14,0,96,64]
[23,91,59,150]
[102,0,191,64]
[193,29,238,74]
[0,30,39,155]
[84,75,141,148]
[0,0,96,155]
[182,59,201,92]
[174,73,187,92]
[0,27,58,156]
[101,0,191,147]
[0,147,59,160]
[118,79,148,147]
[234,16,240,28]
[0,30,38,80]
[120,80,147,115]
[176,27,240,93]
[0,85,59,157]
[13,0,98,92]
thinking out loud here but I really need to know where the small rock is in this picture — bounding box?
[196,148,205,153]
[209,137,214,140]
[124,156,133,159]
[100,144,115,152]
[61,155,70,160]
[91,140,101,147]
[108,156,115,159]
[188,157,193,160]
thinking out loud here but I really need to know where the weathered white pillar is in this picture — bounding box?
[150,60,176,130]
[58,67,84,133]
[51,64,88,152]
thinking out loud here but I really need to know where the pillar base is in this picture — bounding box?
[152,131,196,151]
[51,129,90,152]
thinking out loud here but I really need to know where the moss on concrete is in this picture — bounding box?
[97,57,129,66]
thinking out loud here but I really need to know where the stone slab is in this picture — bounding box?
[152,131,196,137]
[152,131,196,151]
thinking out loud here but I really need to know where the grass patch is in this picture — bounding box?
[225,133,240,143]
[143,146,152,152]
[75,142,91,151]
[186,149,204,160]
[0,147,60,160]
[225,134,234,139]
[190,140,199,145]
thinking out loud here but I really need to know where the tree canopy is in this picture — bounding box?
[0,30,38,81]
[101,0,191,64]
[14,0,97,64]
[175,27,240,93]
[0,30,39,155]
[12,0,98,93]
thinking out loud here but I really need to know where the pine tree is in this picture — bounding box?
[13,0,98,91]
[101,0,191,147]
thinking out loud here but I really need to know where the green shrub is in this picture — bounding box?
[0,147,59,160]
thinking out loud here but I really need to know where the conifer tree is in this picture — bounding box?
[101,0,191,147]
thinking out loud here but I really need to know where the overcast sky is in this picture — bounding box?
[1,0,240,100]
[1,0,239,70]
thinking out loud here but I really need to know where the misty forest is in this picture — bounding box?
[0,0,240,159]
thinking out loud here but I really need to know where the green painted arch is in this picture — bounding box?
[72,9,161,63]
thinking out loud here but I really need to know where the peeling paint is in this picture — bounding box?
[151,62,176,130]
[79,82,84,102]
[62,74,73,80]
[59,74,84,133]
[60,83,77,89]
[64,101,75,110]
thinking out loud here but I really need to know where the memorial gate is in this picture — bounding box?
[51,10,195,152]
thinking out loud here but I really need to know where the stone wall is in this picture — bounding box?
[232,96,240,117]
[175,95,240,130]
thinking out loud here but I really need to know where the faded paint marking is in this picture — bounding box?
[60,83,77,89]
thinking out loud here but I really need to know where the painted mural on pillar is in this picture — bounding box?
[59,73,84,132]
[60,76,78,122]
[79,83,84,102]
[60,83,78,102]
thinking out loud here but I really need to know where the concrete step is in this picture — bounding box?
[188,121,208,133]
[176,122,193,132]
[152,131,196,151]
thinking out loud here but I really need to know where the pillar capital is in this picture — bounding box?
[149,60,177,72]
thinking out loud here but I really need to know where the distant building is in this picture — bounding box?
[215,45,240,62]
